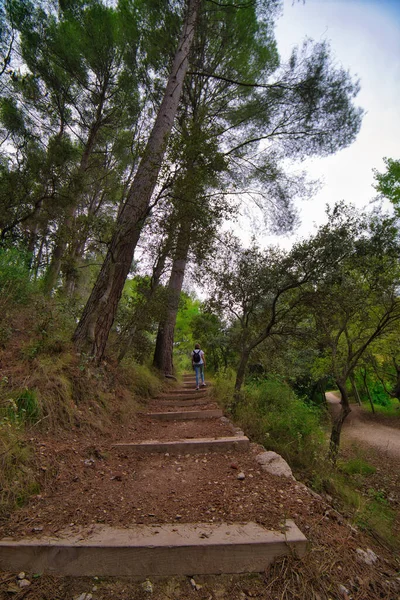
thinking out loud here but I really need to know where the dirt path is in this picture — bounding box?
[1,380,400,599]
[326,392,400,458]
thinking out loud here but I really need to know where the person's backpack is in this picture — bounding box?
[193,349,201,363]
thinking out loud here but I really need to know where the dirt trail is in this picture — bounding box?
[1,379,400,598]
[326,392,400,458]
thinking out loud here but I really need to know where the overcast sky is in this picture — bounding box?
[239,0,400,246]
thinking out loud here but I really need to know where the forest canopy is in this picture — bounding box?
[2,0,399,460]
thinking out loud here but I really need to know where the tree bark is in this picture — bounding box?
[73,0,200,360]
[43,79,109,295]
[118,243,169,363]
[329,379,351,462]
[361,368,375,414]
[349,372,362,406]
[233,347,251,405]
[153,221,191,374]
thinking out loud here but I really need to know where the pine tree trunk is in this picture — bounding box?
[44,88,108,295]
[153,222,191,374]
[73,0,200,360]
[118,245,169,363]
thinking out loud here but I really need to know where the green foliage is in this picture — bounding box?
[339,457,376,476]
[235,378,327,474]
[122,362,162,399]
[0,246,33,310]
[212,368,236,407]
[15,389,41,423]
[373,157,400,212]
[0,421,37,516]
[173,293,201,371]
[190,311,234,373]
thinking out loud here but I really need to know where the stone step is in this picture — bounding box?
[159,389,208,397]
[146,409,223,421]
[113,436,250,454]
[0,520,307,577]
[155,392,208,402]
[150,398,213,408]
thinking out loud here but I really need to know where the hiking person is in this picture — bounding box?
[191,343,206,390]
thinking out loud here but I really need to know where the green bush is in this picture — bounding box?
[235,378,327,474]
[15,389,41,423]
[339,457,376,476]
[121,362,162,399]
[212,368,236,408]
[0,246,33,312]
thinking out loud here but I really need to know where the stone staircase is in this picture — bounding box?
[0,373,307,577]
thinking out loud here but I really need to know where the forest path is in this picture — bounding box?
[0,374,308,579]
[1,381,400,597]
[326,391,400,458]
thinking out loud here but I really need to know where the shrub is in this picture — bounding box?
[235,377,327,475]
[339,457,376,476]
[120,362,162,399]
[0,246,34,316]
[212,368,236,408]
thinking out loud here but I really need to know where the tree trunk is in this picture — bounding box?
[118,244,169,363]
[233,347,251,405]
[153,222,191,374]
[361,368,375,414]
[73,0,200,361]
[44,83,108,295]
[329,379,351,462]
[349,372,362,406]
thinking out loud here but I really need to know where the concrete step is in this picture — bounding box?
[0,520,307,577]
[156,392,208,402]
[158,390,208,398]
[150,398,213,408]
[146,409,223,421]
[113,436,250,454]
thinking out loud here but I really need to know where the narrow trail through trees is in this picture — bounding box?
[326,392,400,458]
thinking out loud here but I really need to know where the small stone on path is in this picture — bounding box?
[141,579,153,593]
[356,548,378,565]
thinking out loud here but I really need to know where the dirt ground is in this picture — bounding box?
[1,385,400,599]
[326,392,400,458]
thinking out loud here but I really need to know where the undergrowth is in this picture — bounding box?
[0,279,164,516]
[213,372,400,551]
[213,372,328,476]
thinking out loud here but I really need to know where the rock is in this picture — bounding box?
[83,459,95,467]
[18,579,31,589]
[338,584,350,597]
[74,594,92,600]
[237,472,245,480]
[356,548,378,565]
[255,451,294,479]
[230,463,238,469]
[17,572,25,580]
[190,577,203,591]
[141,579,154,593]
